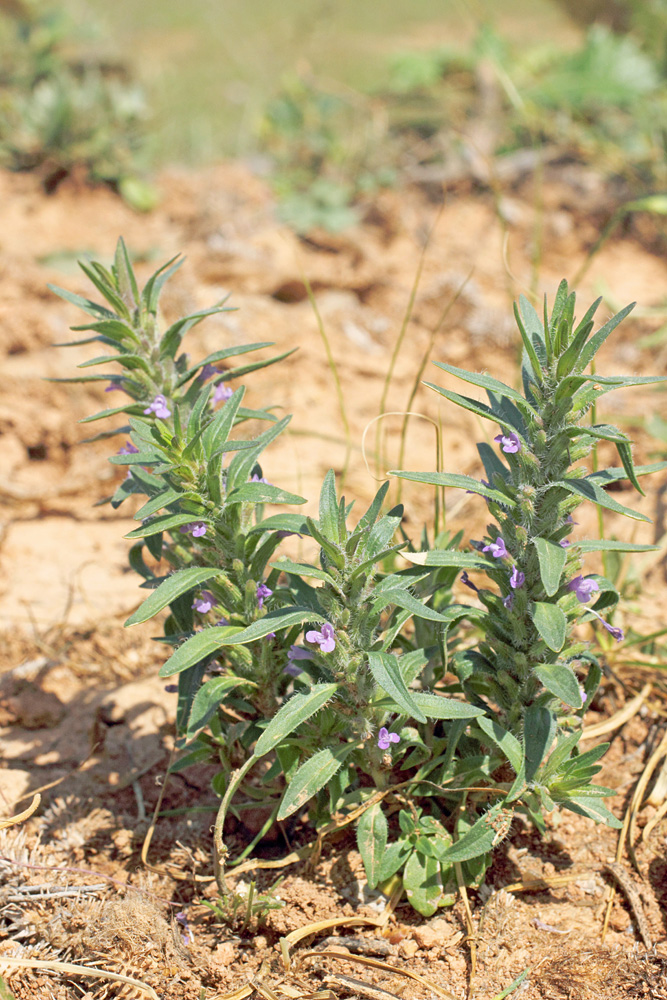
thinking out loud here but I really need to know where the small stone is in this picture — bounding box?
[398,939,419,959]
[252,935,268,951]
[212,942,236,965]
[412,925,440,950]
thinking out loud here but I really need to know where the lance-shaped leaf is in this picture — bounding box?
[201,387,245,456]
[576,302,635,371]
[561,796,622,828]
[187,675,254,736]
[372,587,454,623]
[390,470,516,507]
[125,567,221,626]
[523,705,556,783]
[476,717,524,773]
[586,461,667,486]
[367,652,426,722]
[254,684,339,757]
[357,801,388,890]
[431,361,538,418]
[513,301,544,381]
[401,550,489,569]
[277,746,349,821]
[246,513,310,536]
[557,477,651,523]
[437,803,511,864]
[159,625,243,677]
[534,663,582,707]
[576,540,660,554]
[271,559,336,586]
[134,488,184,520]
[533,538,568,596]
[225,483,306,506]
[530,602,567,651]
[125,512,195,538]
[178,341,273,384]
[79,403,143,424]
[48,282,117,320]
[403,850,441,917]
[412,693,484,720]
[424,383,522,433]
[224,607,326,645]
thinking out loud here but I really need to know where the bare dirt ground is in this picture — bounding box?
[1,160,667,999]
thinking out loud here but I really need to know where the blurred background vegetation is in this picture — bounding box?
[1,0,666,223]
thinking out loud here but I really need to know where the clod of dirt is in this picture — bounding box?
[1,681,65,729]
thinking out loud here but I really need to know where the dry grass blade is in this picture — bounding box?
[324,972,401,999]
[500,872,591,893]
[627,726,667,869]
[642,794,667,843]
[580,683,651,740]
[0,957,159,999]
[0,794,40,830]
[299,950,457,1000]
[217,984,254,1000]
[603,862,652,949]
[250,977,282,1000]
[283,916,384,950]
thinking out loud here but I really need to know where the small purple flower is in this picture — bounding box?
[305,622,336,653]
[586,607,624,642]
[199,364,218,382]
[117,440,139,456]
[565,515,578,525]
[460,572,479,592]
[251,473,270,485]
[560,539,570,548]
[377,727,400,750]
[214,617,228,627]
[164,684,178,693]
[483,536,508,559]
[176,910,193,946]
[510,565,525,589]
[285,644,312,675]
[502,593,514,610]
[192,590,215,614]
[568,575,600,603]
[143,393,171,419]
[213,383,234,404]
[276,529,302,539]
[256,583,273,609]
[494,432,522,454]
[180,521,208,538]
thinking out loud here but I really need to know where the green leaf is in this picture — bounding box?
[576,539,660,554]
[225,483,307,506]
[476,718,524,773]
[533,538,567,596]
[577,302,635,371]
[48,282,117,320]
[125,513,195,538]
[367,652,426,722]
[125,567,221,626]
[558,477,651,523]
[403,850,441,917]
[246,514,310,536]
[159,626,243,677]
[432,362,538,417]
[519,294,548,365]
[562,796,622,828]
[142,254,183,314]
[277,747,348,821]
[390,470,515,507]
[372,587,455,624]
[523,705,556,782]
[401,550,489,569]
[424,383,522,433]
[530,602,567,651]
[357,801,388,889]
[379,840,412,882]
[134,488,183,520]
[438,804,511,863]
[254,684,338,757]
[586,461,667,486]
[513,300,543,381]
[272,559,336,585]
[412,693,484,720]
[318,469,341,543]
[223,607,325,645]
[187,676,251,736]
[534,663,582,707]
[201,387,245,455]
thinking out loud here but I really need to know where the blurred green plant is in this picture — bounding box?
[0,1,155,208]
[259,73,396,232]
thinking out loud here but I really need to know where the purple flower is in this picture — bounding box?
[568,575,600,603]
[199,364,218,382]
[180,521,208,538]
[192,590,215,614]
[483,536,508,559]
[494,432,522,454]
[213,383,234,404]
[560,539,570,548]
[377,727,400,750]
[117,440,139,456]
[305,622,336,653]
[251,473,270,485]
[565,515,578,525]
[285,644,312,676]
[276,529,302,539]
[256,583,273,609]
[460,572,479,592]
[176,910,193,946]
[510,565,525,589]
[586,607,624,641]
[164,684,178,693]
[502,593,514,610]
[143,393,171,419]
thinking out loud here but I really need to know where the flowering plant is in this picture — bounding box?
[54,246,663,915]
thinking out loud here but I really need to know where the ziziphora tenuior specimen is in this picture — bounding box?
[56,248,664,914]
